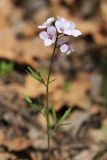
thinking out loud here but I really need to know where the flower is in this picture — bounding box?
[38,17,55,29]
[39,26,56,46]
[59,41,73,55]
[38,16,82,52]
[55,17,81,37]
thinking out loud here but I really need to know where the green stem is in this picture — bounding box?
[46,34,58,160]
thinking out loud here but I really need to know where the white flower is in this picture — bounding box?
[38,17,55,29]
[39,26,56,46]
[57,16,66,22]
[55,17,81,37]
[59,41,73,55]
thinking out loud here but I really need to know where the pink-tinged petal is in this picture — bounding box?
[60,18,66,21]
[44,39,53,46]
[57,16,66,22]
[52,36,56,43]
[38,17,55,29]
[63,21,71,30]
[69,21,75,29]
[60,44,68,53]
[38,22,48,29]
[47,17,55,23]
[70,29,82,37]
[55,20,64,33]
[39,31,48,40]
[47,26,56,36]
[64,29,72,35]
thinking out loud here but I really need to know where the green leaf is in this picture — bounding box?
[53,123,72,133]
[58,108,71,125]
[52,108,57,125]
[54,108,71,131]
[23,93,43,114]
[58,122,72,126]
[36,98,42,110]
[53,108,72,131]
[54,127,65,133]
[26,67,45,85]
[23,94,32,103]
[31,103,41,111]
[26,67,40,80]
[49,79,57,84]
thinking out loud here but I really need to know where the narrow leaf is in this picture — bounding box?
[26,67,45,85]
[58,122,72,126]
[54,127,65,133]
[31,103,42,112]
[49,79,57,84]
[27,67,41,81]
[54,108,71,131]
[23,93,42,112]
[23,94,32,103]
[36,98,42,110]
[53,123,72,133]
[58,108,71,125]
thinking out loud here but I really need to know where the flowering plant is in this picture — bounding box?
[24,17,81,160]
[39,16,81,54]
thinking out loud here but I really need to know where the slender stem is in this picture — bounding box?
[47,35,58,84]
[46,34,58,160]
[46,84,51,159]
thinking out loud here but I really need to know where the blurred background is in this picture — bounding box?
[0,0,107,160]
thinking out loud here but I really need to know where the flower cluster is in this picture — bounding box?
[38,17,81,55]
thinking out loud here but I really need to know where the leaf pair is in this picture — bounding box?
[26,67,45,85]
[52,108,72,131]
[23,94,43,114]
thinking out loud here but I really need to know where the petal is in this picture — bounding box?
[44,39,53,46]
[60,44,68,53]
[52,36,56,43]
[38,17,55,29]
[38,25,47,29]
[60,18,66,21]
[55,19,72,33]
[57,16,66,22]
[69,21,75,29]
[47,26,56,36]
[47,17,55,23]
[39,31,48,40]
[70,29,82,37]
[63,21,71,30]
[55,20,64,33]
[38,22,48,29]
[64,29,73,35]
